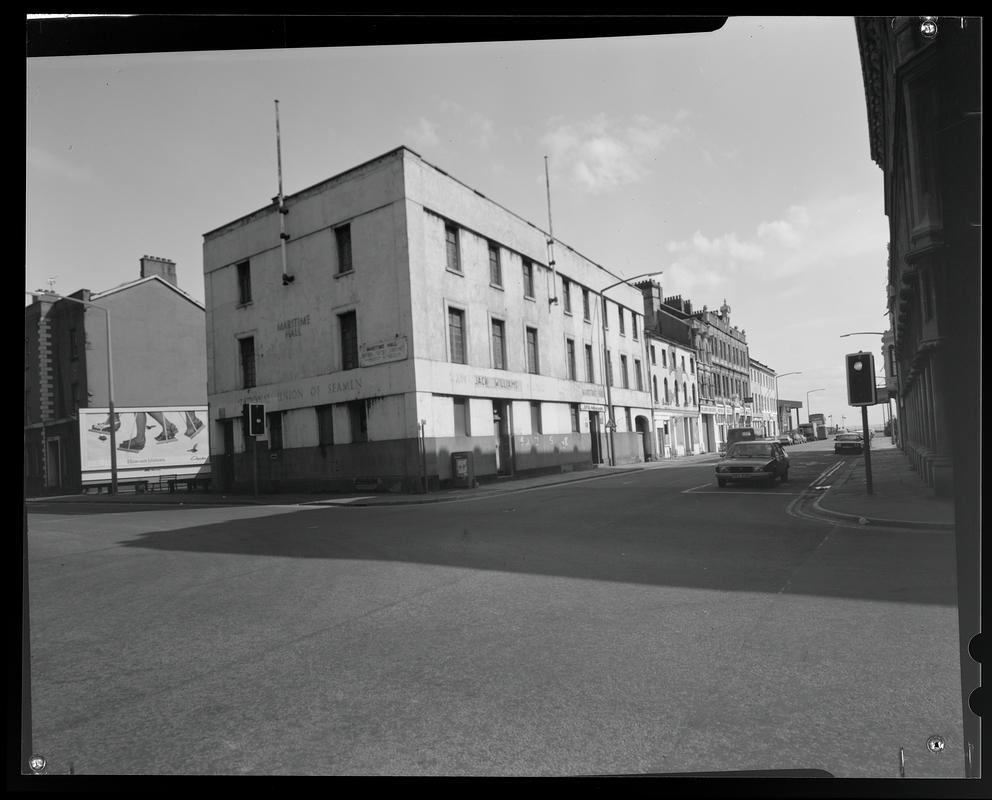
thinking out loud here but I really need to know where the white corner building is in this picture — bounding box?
[203,147,653,493]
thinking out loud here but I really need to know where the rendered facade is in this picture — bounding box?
[203,147,653,493]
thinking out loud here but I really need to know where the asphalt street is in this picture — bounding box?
[24,448,964,778]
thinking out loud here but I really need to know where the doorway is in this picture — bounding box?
[493,400,513,475]
[589,411,603,464]
[45,437,62,489]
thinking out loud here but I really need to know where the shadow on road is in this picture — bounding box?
[92,497,959,608]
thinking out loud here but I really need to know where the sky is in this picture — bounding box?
[26,15,893,428]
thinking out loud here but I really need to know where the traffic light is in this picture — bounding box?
[242,403,266,436]
[846,352,877,406]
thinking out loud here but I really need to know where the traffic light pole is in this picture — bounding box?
[252,435,259,497]
[861,405,873,495]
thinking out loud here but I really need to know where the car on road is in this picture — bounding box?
[776,434,792,447]
[715,439,790,487]
[834,432,865,454]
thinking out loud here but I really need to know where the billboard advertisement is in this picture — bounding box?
[78,406,210,484]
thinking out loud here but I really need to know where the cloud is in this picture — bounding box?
[541,113,683,193]
[405,117,440,149]
[468,112,495,149]
[660,195,887,299]
[27,145,92,182]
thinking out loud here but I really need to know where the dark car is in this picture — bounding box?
[834,432,864,454]
[715,440,790,487]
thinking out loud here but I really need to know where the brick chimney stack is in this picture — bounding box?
[140,255,177,286]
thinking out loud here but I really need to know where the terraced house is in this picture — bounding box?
[203,147,653,493]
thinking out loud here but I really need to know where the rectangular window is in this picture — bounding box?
[618,308,626,336]
[690,358,695,374]
[448,307,466,364]
[267,411,283,450]
[585,344,594,383]
[239,336,256,389]
[566,338,576,380]
[522,259,535,298]
[237,260,252,304]
[661,349,667,368]
[650,345,656,365]
[561,278,572,313]
[525,327,539,374]
[445,223,461,273]
[634,359,643,391]
[570,403,580,433]
[602,297,609,328]
[621,354,629,388]
[681,356,686,372]
[582,288,591,321]
[339,311,358,370]
[453,396,469,437]
[606,350,614,386]
[530,401,542,434]
[632,315,638,340]
[69,328,79,360]
[491,319,506,370]
[488,242,502,287]
[336,225,353,274]
[317,404,334,446]
[348,400,368,443]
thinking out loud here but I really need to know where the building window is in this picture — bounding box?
[606,350,614,386]
[650,345,656,365]
[585,344,595,383]
[491,318,506,370]
[632,315,638,340]
[445,222,461,273]
[525,327,539,374]
[336,225,353,274]
[488,242,502,287]
[675,382,681,405]
[570,403,580,433]
[530,401,542,434]
[653,376,659,402]
[522,259,535,298]
[237,260,252,304]
[683,382,688,406]
[661,350,667,368]
[561,278,572,314]
[348,400,368,443]
[317,404,334,446]
[620,354,629,388]
[690,357,695,374]
[239,336,256,389]
[267,411,283,450]
[339,311,358,370]
[618,308,626,336]
[602,297,609,328]
[582,288,591,321]
[634,359,643,391]
[566,338,577,380]
[681,356,686,372]
[453,396,469,437]
[664,377,670,403]
[625,407,632,431]
[448,307,466,364]
[921,268,934,320]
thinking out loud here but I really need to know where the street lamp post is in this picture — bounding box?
[806,388,825,425]
[774,371,802,436]
[597,271,661,466]
[27,291,118,495]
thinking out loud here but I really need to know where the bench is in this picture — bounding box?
[167,476,212,493]
[83,479,150,495]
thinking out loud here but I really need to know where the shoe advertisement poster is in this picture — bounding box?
[79,406,210,482]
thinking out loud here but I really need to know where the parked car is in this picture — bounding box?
[716,440,790,487]
[776,434,792,447]
[834,432,865,454]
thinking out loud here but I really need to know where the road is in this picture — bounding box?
[24,442,963,777]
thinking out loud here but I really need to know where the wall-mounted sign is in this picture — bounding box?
[360,336,408,367]
[277,315,311,338]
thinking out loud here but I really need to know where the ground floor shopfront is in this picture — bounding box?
[209,367,653,493]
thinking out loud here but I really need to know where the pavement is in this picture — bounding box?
[25,438,955,530]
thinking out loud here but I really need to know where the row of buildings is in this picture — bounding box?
[27,146,803,496]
